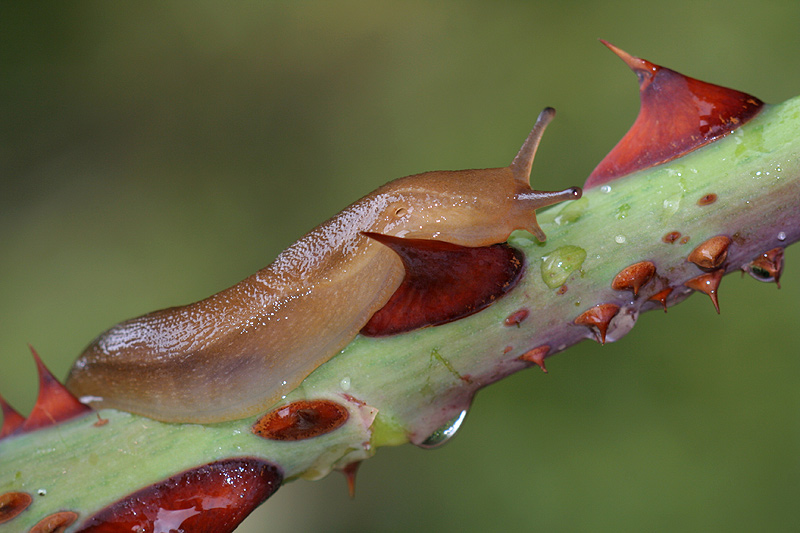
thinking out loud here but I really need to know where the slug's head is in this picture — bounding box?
[374,108,581,246]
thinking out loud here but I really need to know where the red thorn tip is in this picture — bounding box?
[574,304,620,344]
[611,261,656,296]
[0,393,26,439]
[342,461,361,499]
[685,269,724,314]
[22,346,92,433]
[519,345,550,372]
[648,287,673,312]
[687,235,731,270]
[586,42,764,188]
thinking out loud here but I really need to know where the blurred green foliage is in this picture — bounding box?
[2,2,800,531]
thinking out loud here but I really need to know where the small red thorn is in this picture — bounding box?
[504,308,530,327]
[687,235,732,270]
[648,287,673,312]
[574,304,620,344]
[611,261,656,296]
[0,394,26,439]
[22,346,92,433]
[744,247,784,288]
[587,42,764,188]
[685,269,724,313]
[519,345,550,372]
[341,461,361,499]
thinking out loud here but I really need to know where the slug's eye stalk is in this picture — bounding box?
[509,107,583,242]
[510,107,556,185]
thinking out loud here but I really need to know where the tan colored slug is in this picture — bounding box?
[66,108,581,423]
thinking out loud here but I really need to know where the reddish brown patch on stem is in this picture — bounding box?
[22,347,91,433]
[688,235,731,271]
[519,345,550,372]
[662,231,681,244]
[679,236,691,245]
[252,400,349,441]
[697,193,718,206]
[611,261,656,296]
[744,247,784,288]
[30,511,78,533]
[586,42,763,188]
[0,491,32,524]
[685,269,724,313]
[574,304,620,344]
[361,234,524,336]
[648,288,673,312]
[76,458,281,533]
[504,309,529,327]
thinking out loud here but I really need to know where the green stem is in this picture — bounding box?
[1,96,799,532]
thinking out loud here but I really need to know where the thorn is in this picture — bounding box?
[743,247,784,288]
[342,461,361,499]
[574,304,620,344]
[685,269,724,314]
[648,287,673,312]
[687,235,731,270]
[22,346,92,433]
[611,261,656,296]
[0,393,26,439]
[518,345,550,372]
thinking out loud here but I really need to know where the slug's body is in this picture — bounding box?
[66,108,581,423]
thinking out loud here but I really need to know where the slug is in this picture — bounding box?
[65,108,581,423]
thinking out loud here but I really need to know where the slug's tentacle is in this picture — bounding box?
[66,110,581,423]
[360,233,524,337]
[510,107,556,184]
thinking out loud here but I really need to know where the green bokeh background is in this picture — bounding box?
[2,2,800,532]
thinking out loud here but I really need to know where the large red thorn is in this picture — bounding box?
[361,233,524,337]
[586,41,764,188]
[22,346,92,433]
[75,458,282,532]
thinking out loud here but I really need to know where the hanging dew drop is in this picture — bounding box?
[777,231,787,241]
[417,410,468,449]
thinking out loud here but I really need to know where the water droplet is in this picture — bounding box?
[417,410,467,449]
[37,489,47,496]
[340,376,351,391]
[540,245,587,289]
[614,203,631,220]
[600,185,612,194]
[778,231,787,241]
[614,235,626,244]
